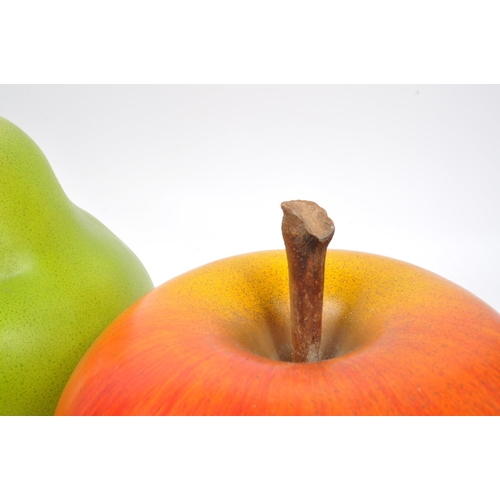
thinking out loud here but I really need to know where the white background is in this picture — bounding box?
[1,85,499,311]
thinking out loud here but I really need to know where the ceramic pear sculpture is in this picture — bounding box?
[0,117,154,415]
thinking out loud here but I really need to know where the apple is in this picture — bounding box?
[55,201,500,415]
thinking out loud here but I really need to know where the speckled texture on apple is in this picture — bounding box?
[56,250,500,416]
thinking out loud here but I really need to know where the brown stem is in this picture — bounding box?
[281,201,335,363]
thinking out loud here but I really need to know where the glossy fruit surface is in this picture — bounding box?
[0,117,154,415]
[56,250,500,416]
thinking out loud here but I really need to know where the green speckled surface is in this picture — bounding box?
[0,117,154,415]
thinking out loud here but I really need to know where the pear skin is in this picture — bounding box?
[0,117,154,415]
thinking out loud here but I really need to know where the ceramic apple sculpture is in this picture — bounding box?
[56,201,500,415]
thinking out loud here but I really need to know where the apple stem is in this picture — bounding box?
[281,201,335,363]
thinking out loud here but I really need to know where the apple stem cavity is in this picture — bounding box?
[281,201,335,363]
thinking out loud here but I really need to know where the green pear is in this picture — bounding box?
[0,117,154,415]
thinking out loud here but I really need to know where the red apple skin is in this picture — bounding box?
[55,250,500,416]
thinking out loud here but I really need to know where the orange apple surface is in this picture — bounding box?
[55,250,500,415]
